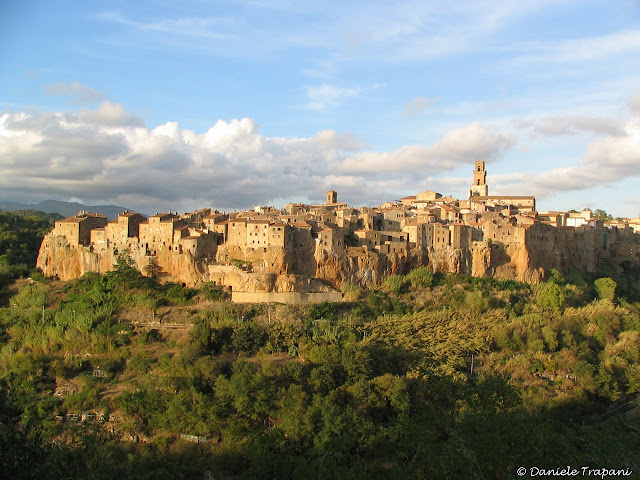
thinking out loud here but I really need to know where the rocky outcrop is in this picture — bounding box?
[37,235,101,281]
[37,234,206,285]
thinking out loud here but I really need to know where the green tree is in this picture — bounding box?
[111,250,141,284]
[143,256,162,279]
[592,209,613,222]
[536,281,565,311]
[594,277,617,301]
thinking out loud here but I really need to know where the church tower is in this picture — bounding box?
[469,161,488,197]
[326,190,337,204]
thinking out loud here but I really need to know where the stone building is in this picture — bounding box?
[138,213,187,253]
[54,211,108,248]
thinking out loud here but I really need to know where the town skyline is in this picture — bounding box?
[1,1,640,217]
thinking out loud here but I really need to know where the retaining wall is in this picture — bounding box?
[231,291,344,304]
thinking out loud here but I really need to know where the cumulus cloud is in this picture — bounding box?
[534,118,640,192]
[338,122,515,174]
[477,116,640,201]
[44,82,105,106]
[79,101,145,127]
[0,103,519,213]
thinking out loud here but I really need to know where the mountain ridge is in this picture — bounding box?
[0,200,144,221]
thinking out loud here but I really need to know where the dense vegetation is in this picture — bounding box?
[1,255,640,479]
[0,210,61,289]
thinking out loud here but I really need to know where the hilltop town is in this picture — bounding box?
[37,161,640,302]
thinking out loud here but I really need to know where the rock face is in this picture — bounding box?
[37,220,640,291]
[37,234,206,286]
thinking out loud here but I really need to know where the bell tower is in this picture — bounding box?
[326,190,337,204]
[469,161,488,197]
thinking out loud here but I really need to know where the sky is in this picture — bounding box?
[1,0,640,217]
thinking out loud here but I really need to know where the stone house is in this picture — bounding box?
[54,211,108,248]
[227,217,248,247]
[104,211,146,246]
[138,213,187,253]
[246,219,271,247]
[432,223,451,250]
[449,224,472,249]
[416,190,442,202]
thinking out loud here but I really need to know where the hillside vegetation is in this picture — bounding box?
[0,210,61,289]
[2,256,640,479]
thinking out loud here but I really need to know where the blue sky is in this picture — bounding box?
[1,0,640,217]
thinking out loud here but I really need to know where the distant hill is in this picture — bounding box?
[0,200,142,220]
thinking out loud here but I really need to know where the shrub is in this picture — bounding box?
[232,321,267,353]
[406,266,434,289]
[164,284,196,305]
[382,274,406,294]
[341,283,362,301]
[128,352,153,374]
[137,328,163,345]
[198,282,228,301]
[465,290,486,313]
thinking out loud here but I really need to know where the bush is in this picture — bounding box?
[137,328,163,345]
[128,352,153,374]
[164,284,196,304]
[341,283,362,301]
[382,274,406,294]
[406,267,434,289]
[465,290,486,313]
[198,282,228,301]
[232,322,267,353]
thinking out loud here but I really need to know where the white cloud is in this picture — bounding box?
[338,122,515,174]
[4,95,637,215]
[44,82,105,106]
[471,116,640,200]
[0,102,520,213]
[79,101,144,127]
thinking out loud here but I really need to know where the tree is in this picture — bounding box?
[143,256,162,279]
[111,250,142,285]
[594,277,616,301]
[592,209,613,222]
[536,281,565,311]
